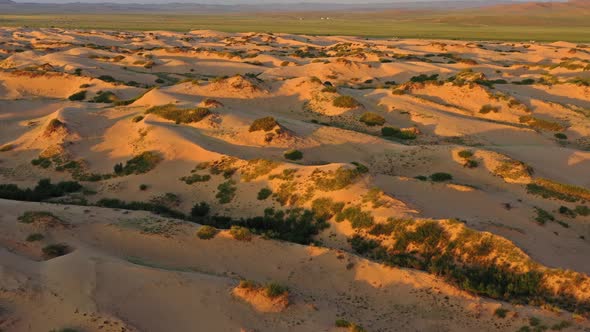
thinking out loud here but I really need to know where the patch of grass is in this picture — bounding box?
[527,178,590,202]
[333,95,360,108]
[42,243,71,259]
[132,115,144,123]
[312,197,345,221]
[495,307,509,319]
[336,205,374,229]
[216,180,237,204]
[68,90,86,101]
[97,198,186,219]
[241,159,279,182]
[146,104,210,124]
[381,126,416,139]
[430,172,453,182]
[180,173,211,184]
[519,115,564,131]
[284,149,303,160]
[92,90,118,103]
[117,151,163,175]
[458,150,474,159]
[257,188,273,200]
[359,112,386,126]
[479,104,500,114]
[249,116,279,132]
[494,159,533,180]
[410,73,439,83]
[265,282,288,298]
[196,225,218,239]
[229,225,252,241]
[313,166,364,191]
[335,319,351,328]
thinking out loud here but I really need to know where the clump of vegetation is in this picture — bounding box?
[257,188,273,200]
[479,104,500,114]
[241,159,279,182]
[42,243,71,259]
[494,307,509,318]
[554,133,568,140]
[249,116,279,132]
[381,126,417,139]
[26,233,44,242]
[146,104,210,124]
[0,179,82,202]
[494,159,533,181]
[284,149,303,161]
[216,180,237,204]
[98,75,116,82]
[68,90,86,101]
[265,282,289,298]
[527,178,590,202]
[336,205,374,229]
[44,119,66,136]
[132,115,144,123]
[312,197,345,221]
[359,112,386,126]
[191,201,210,217]
[180,174,211,184]
[196,225,218,239]
[97,198,185,219]
[410,73,439,83]
[533,207,555,225]
[229,226,252,241]
[92,91,118,103]
[430,172,453,182]
[18,211,67,228]
[333,95,360,108]
[458,150,473,159]
[115,151,162,175]
[519,115,564,132]
[312,165,366,191]
[0,144,15,152]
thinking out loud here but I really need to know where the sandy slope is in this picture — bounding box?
[0,27,589,331]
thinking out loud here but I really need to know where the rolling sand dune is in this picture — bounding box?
[0,27,590,331]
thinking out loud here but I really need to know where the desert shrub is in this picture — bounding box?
[229,226,252,241]
[359,112,386,126]
[527,178,590,202]
[96,198,186,219]
[430,172,453,182]
[494,308,509,318]
[322,86,337,93]
[335,319,351,328]
[0,144,15,152]
[336,205,374,229]
[216,180,237,204]
[68,90,86,101]
[31,156,52,168]
[312,197,345,221]
[350,324,367,332]
[265,282,288,298]
[519,115,564,131]
[313,166,364,191]
[554,133,568,140]
[415,175,428,181]
[146,104,210,124]
[257,188,272,200]
[238,279,257,289]
[44,119,66,136]
[42,243,71,259]
[494,159,533,180]
[26,233,44,242]
[196,225,218,239]
[98,75,115,82]
[191,201,210,217]
[513,78,535,85]
[249,116,279,132]
[92,91,118,103]
[132,115,144,123]
[348,234,381,255]
[180,174,211,184]
[479,104,500,114]
[18,211,60,224]
[118,151,162,175]
[241,159,279,182]
[575,205,590,216]
[333,95,360,108]
[381,126,416,139]
[0,179,82,202]
[550,320,572,330]
[410,74,439,83]
[458,150,473,159]
[464,160,479,168]
[139,184,148,191]
[284,149,303,160]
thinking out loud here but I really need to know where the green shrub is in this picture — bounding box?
[31,157,52,168]
[414,175,428,181]
[479,104,500,114]
[241,159,279,182]
[458,150,473,159]
[534,207,554,225]
[313,167,364,191]
[312,197,345,221]
[42,243,71,259]
[180,174,211,184]
[132,115,144,123]
[359,112,386,126]
[554,133,568,140]
[527,178,590,202]
[97,198,185,219]
[410,74,439,83]
[381,126,416,139]
[249,116,279,132]
[146,104,211,124]
[44,119,66,135]
[92,91,118,103]
[0,179,82,202]
[575,205,590,216]
[333,95,360,108]
[336,205,374,229]
[26,233,44,242]
[494,307,509,318]
[265,282,288,298]
[216,180,237,204]
[119,151,162,175]
[238,279,258,289]
[191,202,210,217]
[430,172,453,182]
[257,188,272,200]
[196,225,218,239]
[98,75,116,82]
[229,226,252,241]
[68,90,86,101]
[335,319,351,328]
[464,160,479,168]
[284,149,303,160]
[139,184,148,191]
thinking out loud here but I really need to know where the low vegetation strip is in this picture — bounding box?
[527,178,590,202]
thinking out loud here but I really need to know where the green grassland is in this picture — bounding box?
[1,11,589,42]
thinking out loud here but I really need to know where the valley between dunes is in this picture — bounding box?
[0,27,589,332]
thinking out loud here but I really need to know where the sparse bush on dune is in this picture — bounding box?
[216,180,237,204]
[42,243,71,259]
[241,159,279,182]
[132,115,144,123]
[333,95,360,108]
[68,90,86,101]
[249,116,279,132]
[479,104,500,114]
[191,201,210,217]
[91,90,118,103]
[146,104,211,124]
[430,172,453,182]
[336,205,374,229]
[229,225,252,241]
[359,112,386,126]
[381,126,416,139]
[284,149,303,160]
[44,118,66,136]
[519,115,564,131]
[115,151,162,175]
[196,225,218,239]
[265,282,288,298]
[257,188,272,200]
[527,178,590,202]
[0,179,82,202]
[312,165,366,192]
[312,197,345,221]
